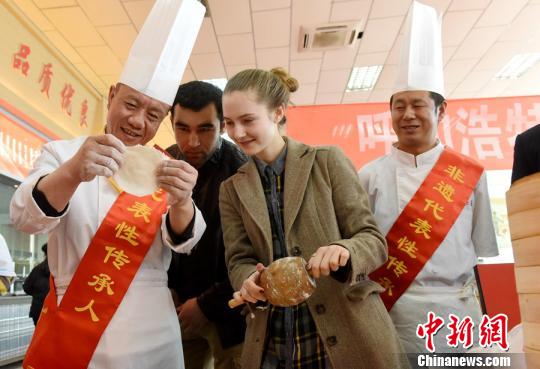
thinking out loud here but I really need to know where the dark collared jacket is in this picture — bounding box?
[167,138,248,348]
[511,123,540,183]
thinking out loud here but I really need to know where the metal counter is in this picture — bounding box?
[0,296,33,365]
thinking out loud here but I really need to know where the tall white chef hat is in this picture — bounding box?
[393,0,445,99]
[119,0,205,106]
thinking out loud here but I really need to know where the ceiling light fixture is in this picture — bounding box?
[494,53,540,80]
[346,65,383,91]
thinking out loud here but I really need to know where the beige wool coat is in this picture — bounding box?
[219,138,410,369]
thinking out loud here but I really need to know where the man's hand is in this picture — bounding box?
[155,159,197,207]
[177,297,208,339]
[232,263,266,305]
[66,134,125,182]
[36,134,125,212]
[307,244,350,279]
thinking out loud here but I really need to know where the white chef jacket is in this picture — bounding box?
[10,136,206,369]
[0,233,16,277]
[359,142,498,354]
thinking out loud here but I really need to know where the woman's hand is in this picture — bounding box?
[307,244,350,278]
[232,263,267,304]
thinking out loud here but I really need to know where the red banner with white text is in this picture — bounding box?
[287,95,540,170]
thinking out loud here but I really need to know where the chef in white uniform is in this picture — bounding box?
[358,0,498,356]
[10,1,205,368]
[0,233,16,295]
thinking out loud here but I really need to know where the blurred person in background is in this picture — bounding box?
[23,243,50,325]
[511,124,540,183]
[0,233,16,296]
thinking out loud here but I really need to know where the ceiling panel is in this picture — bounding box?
[367,88,392,102]
[291,0,332,24]
[77,45,123,75]
[498,4,540,42]
[253,9,290,48]
[8,0,540,108]
[342,89,371,103]
[509,62,540,89]
[318,69,351,93]
[181,67,195,83]
[123,0,155,31]
[322,46,359,70]
[523,36,540,53]
[358,17,403,53]
[218,34,256,65]
[33,0,77,8]
[421,0,452,13]
[99,74,119,89]
[447,89,472,99]
[503,82,540,98]
[499,80,537,97]
[73,62,106,92]
[385,34,403,65]
[189,52,226,79]
[209,0,252,35]
[290,59,322,84]
[444,59,477,84]
[250,0,291,12]
[43,7,103,47]
[44,30,84,64]
[448,0,491,11]
[354,52,388,67]
[256,47,290,70]
[453,70,494,93]
[225,64,256,78]
[442,10,482,47]
[329,0,371,23]
[452,26,505,60]
[443,46,457,65]
[191,18,220,54]
[15,0,54,30]
[98,25,137,63]
[474,42,519,71]
[370,0,411,18]
[374,65,398,89]
[444,83,457,96]
[78,0,130,26]
[477,79,513,98]
[290,83,317,105]
[316,92,344,105]
[475,0,529,28]
[290,50,324,61]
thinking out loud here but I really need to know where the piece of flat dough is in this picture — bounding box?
[113,145,163,196]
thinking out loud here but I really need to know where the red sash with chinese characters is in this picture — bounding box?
[369,147,483,311]
[23,190,167,369]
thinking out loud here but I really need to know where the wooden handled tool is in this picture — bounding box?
[228,298,243,309]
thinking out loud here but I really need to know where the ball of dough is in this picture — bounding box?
[260,257,316,307]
